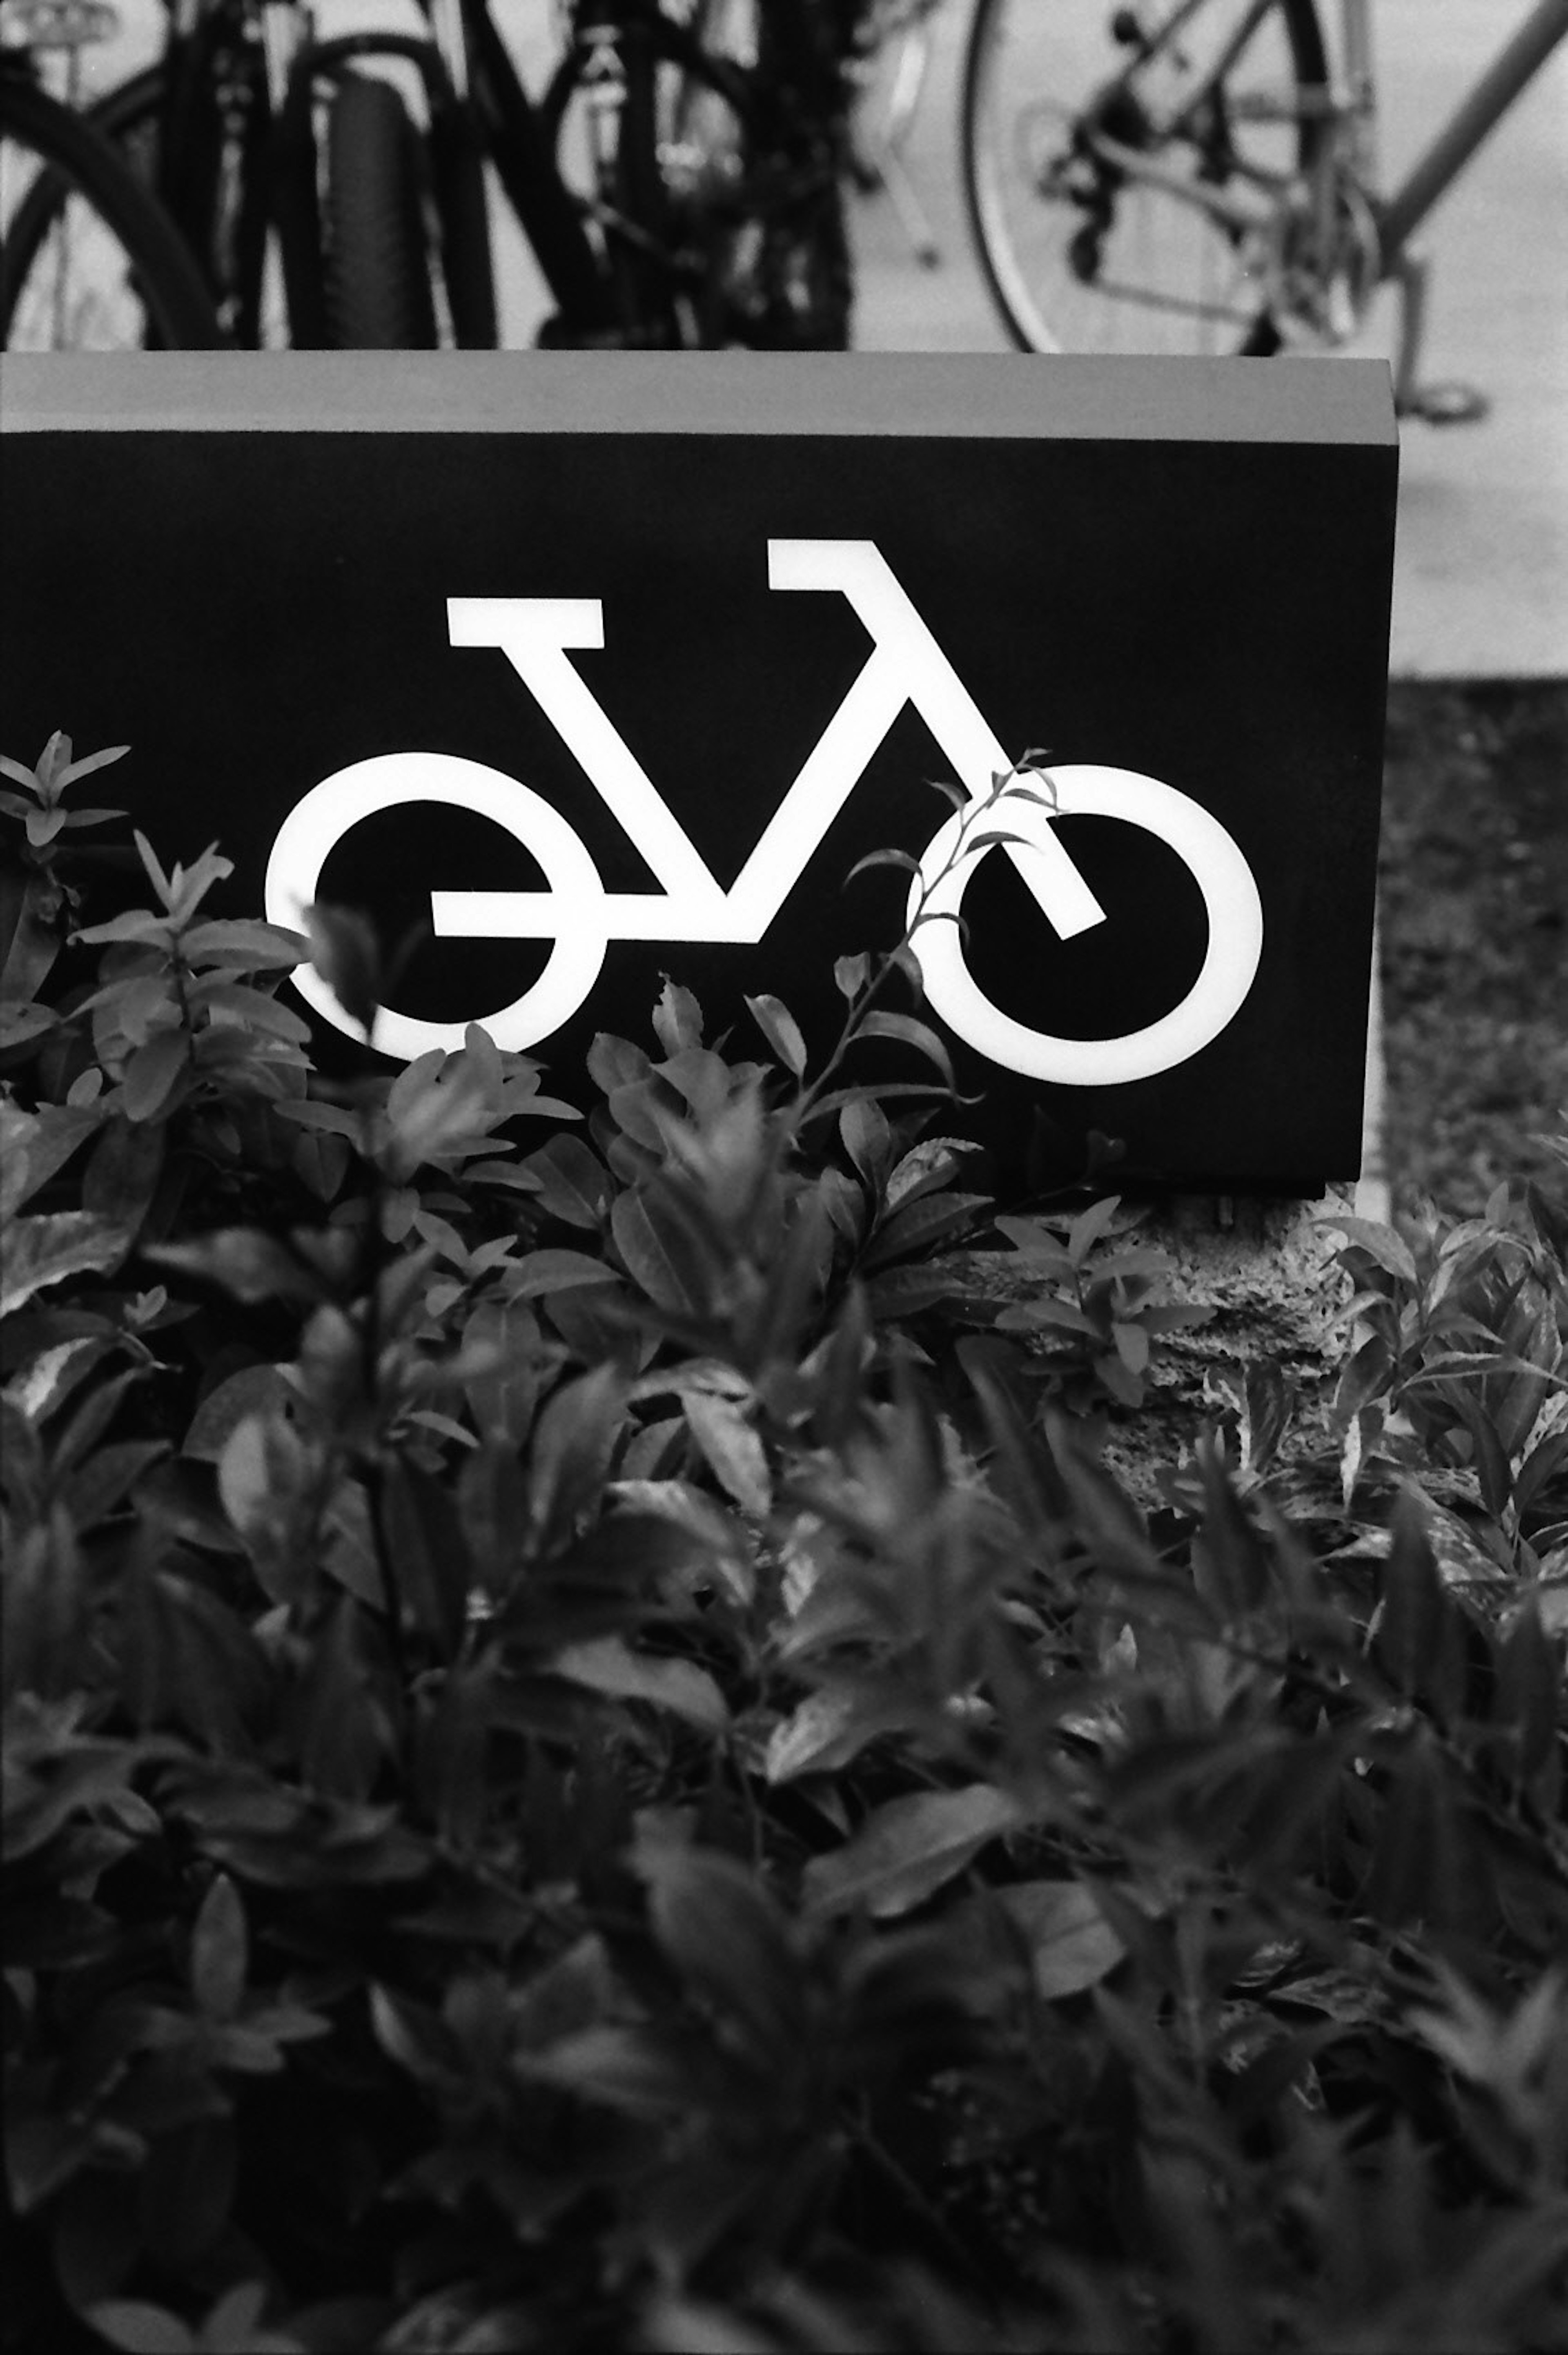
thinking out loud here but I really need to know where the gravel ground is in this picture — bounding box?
[1378,680,1567,1219]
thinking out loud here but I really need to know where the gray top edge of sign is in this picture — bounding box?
[0,351,1396,445]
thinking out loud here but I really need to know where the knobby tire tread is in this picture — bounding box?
[322,72,439,350]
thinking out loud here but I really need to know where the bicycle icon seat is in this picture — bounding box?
[265,538,1264,1083]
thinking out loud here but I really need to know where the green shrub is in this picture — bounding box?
[3,738,1566,2354]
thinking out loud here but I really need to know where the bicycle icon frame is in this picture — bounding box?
[265,537,1264,1087]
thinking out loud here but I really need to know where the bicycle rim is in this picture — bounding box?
[0,70,223,348]
[3,60,290,348]
[962,0,1327,354]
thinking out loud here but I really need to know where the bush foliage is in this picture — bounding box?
[3,737,1566,2354]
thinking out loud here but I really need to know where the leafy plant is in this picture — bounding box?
[1,732,130,1057]
[3,740,1566,2355]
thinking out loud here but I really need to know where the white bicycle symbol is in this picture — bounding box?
[265,539,1263,1085]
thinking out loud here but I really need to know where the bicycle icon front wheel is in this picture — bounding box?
[911,764,1263,1085]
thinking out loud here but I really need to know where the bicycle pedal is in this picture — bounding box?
[1396,379,1491,426]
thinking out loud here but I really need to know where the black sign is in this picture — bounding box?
[0,352,1397,1190]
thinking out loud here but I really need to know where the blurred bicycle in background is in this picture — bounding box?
[1,0,882,349]
[959,0,1568,417]
[1,0,224,345]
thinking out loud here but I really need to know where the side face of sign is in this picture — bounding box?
[0,361,1397,1190]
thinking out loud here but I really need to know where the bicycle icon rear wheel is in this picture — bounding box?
[912,764,1263,1084]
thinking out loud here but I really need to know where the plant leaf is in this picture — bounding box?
[510,1249,620,1298]
[0,1211,127,1317]
[990,1880,1125,1999]
[855,1011,955,1087]
[802,1784,1024,1920]
[82,2304,195,2355]
[845,847,920,885]
[551,1635,728,1733]
[652,978,705,1057]
[611,1191,704,1316]
[683,1388,771,1516]
[834,951,870,1002]
[147,1229,323,1306]
[523,1133,610,1228]
[1318,1214,1419,1287]
[189,1873,248,2022]
[179,919,307,969]
[745,993,808,1077]
[121,1029,189,1123]
[839,1096,893,1190]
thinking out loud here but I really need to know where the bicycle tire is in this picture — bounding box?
[428,91,499,348]
[4,67,158,322]
[2,59,301,348]
[321,71,439,349]
[961,0,1327,356]
[305,32,499,349]
[0,67,226,349]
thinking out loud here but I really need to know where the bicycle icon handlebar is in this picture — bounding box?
[265,539,1263,1083]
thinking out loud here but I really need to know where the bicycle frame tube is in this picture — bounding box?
[1334,0,1377,184]
[1162,0,1292,142]
[428,0,468,100]
[461,0,616,330]
[258,0,299,115]
[1374,0,1568,265]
